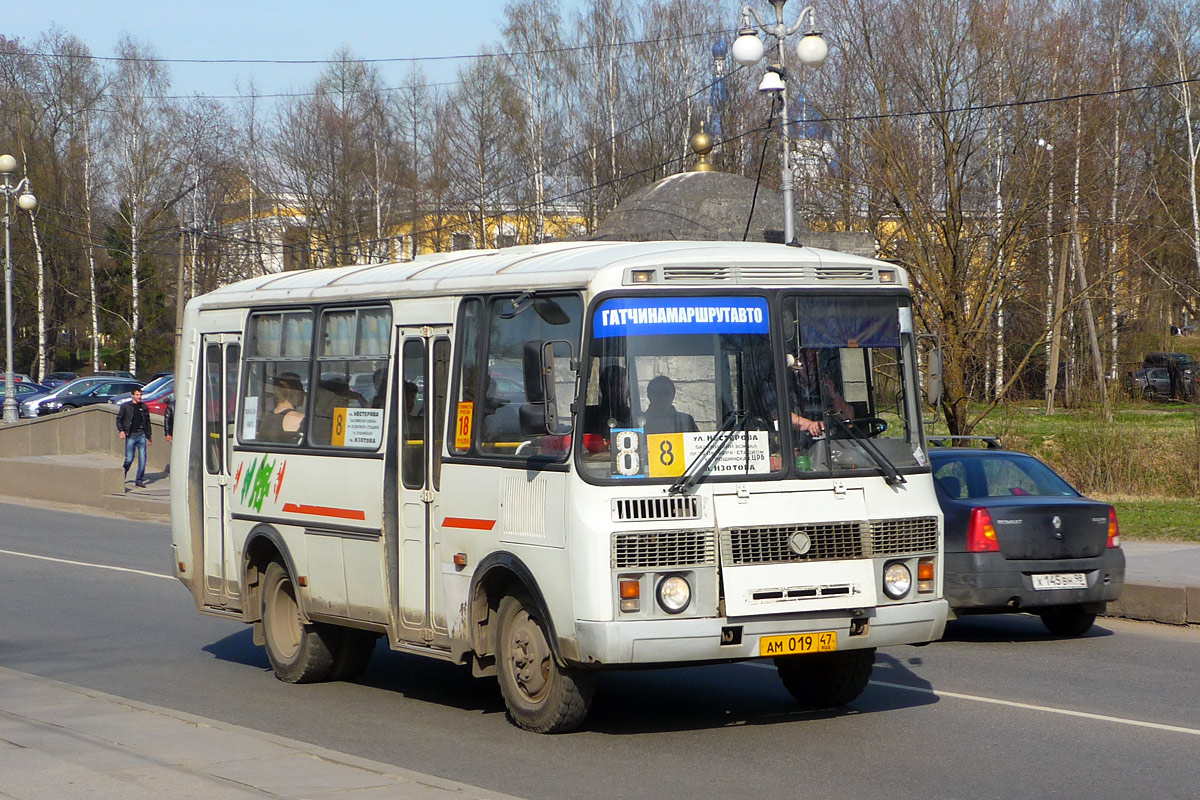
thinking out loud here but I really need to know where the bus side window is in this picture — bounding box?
[310,306,390,448]
[241,310,313,447]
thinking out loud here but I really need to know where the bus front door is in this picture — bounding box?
[200,334,242,610]
[394,328,452,647]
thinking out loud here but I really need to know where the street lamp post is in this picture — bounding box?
[1,154,37,424]
[731,1,828,246]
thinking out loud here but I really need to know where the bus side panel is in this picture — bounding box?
[435,463,575,654]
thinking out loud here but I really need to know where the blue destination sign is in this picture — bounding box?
[594,297,769,338]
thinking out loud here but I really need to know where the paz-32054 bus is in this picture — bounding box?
[170,240,947,732]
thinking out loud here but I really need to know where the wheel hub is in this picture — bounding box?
[508,610,551,699]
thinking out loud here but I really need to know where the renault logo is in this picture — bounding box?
[788,531,813,556]
[1052,515,1063,539]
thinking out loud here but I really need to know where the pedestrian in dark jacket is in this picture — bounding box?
[116,388,152,488]
[164,395,174,441]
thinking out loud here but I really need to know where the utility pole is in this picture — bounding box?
[1071,204,1111,421]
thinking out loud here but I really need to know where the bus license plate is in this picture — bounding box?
[1032,573,1087,590]
[759,631,837,657]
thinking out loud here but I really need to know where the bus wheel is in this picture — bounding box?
[330,629,379,681]
[496,591,594,733]
[262,561,335,683]
[775,648,875,708]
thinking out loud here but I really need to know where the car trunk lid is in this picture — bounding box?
[985,499,1110,559]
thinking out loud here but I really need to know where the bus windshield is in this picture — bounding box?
[578,292,923,483]
[579,295,782,482]
[778,294,923,478]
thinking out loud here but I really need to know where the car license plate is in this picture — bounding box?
[759,630,837,657]
[1031,572,1087,590]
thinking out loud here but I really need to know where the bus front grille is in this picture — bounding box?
[612,495,701,522]
[722,516,938,566]
[722,522,865,565]
[612,530,716,569]
[869,516,938,555]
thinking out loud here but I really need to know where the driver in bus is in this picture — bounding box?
[765,350,853,439]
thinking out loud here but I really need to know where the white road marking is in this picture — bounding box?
[0,548,174,581]
[745,661,1200,736]
[869,679,1200,736]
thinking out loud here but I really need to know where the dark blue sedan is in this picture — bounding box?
[930,447,1125,636]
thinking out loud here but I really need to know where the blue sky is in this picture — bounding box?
[5,1,562,99]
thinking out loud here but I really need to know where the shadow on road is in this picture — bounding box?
[202,630,940,735]
[941,613,1115,643]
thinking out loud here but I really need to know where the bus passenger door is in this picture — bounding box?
[395,328,451,646]
[200,334,242,609]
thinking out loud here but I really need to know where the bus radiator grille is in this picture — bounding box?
[612,530,716,569]
[722,522,865,565]
[721,516,938,566]
[868,516,938,556]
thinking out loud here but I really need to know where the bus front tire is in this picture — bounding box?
[775,647,875,708]
[496,591,593,733]
[262,561,336,683]
[330,629,379,681]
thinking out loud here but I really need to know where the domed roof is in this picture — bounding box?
[592,170,801,243]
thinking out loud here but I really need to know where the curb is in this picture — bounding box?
[1104,582,1200,626]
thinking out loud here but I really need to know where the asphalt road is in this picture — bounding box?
[1,500,1197,800]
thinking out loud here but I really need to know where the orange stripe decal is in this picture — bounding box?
[282,502,366,521]
[443,517,496,531]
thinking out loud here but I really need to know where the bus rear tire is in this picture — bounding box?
[262,561,336,683]
[496,591,593,733]
[775,647,875,708]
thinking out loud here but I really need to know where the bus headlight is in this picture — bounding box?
[882,561,912,600]
[656,575,691,614]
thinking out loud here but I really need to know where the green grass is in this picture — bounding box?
[1100,497,1200,543]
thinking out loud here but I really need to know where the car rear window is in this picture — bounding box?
[934,454,1078,499]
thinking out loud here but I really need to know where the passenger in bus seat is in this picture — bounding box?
[260,372,306,444]
[584,364,633,435]
[641,375,698,435]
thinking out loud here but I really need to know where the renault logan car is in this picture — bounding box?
[930,447,1125,636]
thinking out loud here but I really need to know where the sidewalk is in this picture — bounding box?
[0,667,524,800]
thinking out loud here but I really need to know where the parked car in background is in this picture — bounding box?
[39,379,143,414]
[20,376,114,418]
[111,374,173,406]
[5,372,33,383]
[41,372,78,389]
[1129,366,1171,399]
[0,381,50,405]
[91,369,136,380]
[930,446,1124,636]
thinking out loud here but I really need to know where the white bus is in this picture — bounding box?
[170,240,947,733]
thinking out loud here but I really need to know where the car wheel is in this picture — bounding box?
[775,648,875,708]
[261,561,336,683]
[1039,606,1096,637]
[1142,387,1155,401]
[496,590,594,733]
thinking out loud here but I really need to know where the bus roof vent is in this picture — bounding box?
[815,265,875,281]
[661,266,734,282]
[737,267,810,282]
[612,495,702,522]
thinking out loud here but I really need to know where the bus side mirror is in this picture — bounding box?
[926,347,943,408]
[521,340,573,435]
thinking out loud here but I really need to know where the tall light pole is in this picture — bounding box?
[731,1,829,246]
[1,154,37,424]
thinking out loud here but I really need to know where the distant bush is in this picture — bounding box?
[992,409,1200,497]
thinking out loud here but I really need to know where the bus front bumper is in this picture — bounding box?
[572,598,948,666]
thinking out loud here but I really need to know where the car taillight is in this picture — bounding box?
[1107,506,1120,548]
[967,508,1000,553]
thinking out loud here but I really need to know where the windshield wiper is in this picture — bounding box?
[668,409,745,495]
[824,411,906,487]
